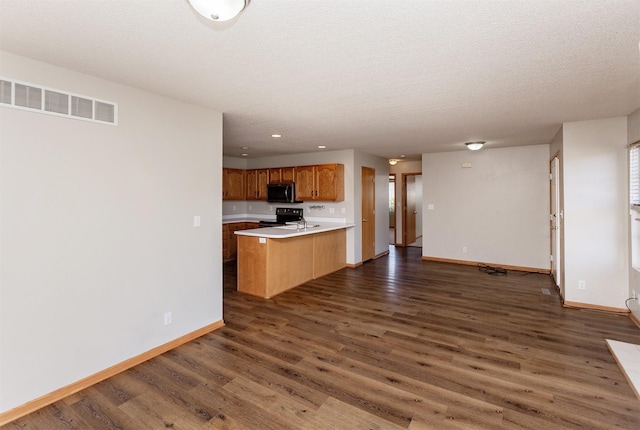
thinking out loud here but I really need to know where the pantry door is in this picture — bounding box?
[362,167,376,262]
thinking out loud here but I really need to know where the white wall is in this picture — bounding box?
[562,117,628,308]
[422,145,550,269]
[0,52,223,413]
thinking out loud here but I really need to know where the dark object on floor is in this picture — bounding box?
[478,263,507,275]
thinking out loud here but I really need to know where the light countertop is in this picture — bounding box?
[234,222,354,239]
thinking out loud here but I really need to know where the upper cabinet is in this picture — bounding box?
[269,167,295,184]
[223,168,246,200]
[223,163,344,202]
[246,169,270,200]
[295,164,344,201]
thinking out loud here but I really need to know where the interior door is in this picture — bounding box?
[405,174,417,245]
[550,156,562,292]
[362,167,376,262]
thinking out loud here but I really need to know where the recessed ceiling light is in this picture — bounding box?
[400,155,406,158]
[271,134,282,138]
[241,146,249,150]
[241,153,248,157]
[318,145,326,149]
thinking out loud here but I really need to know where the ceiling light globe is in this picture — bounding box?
[188,0,248,21]
[465,142,485,151]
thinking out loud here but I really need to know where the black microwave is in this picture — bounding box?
[267,183,302,203]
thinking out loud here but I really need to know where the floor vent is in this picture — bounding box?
[0,78,117,126]
[541,288,551,295]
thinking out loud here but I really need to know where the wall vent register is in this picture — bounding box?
[0,78,117,125]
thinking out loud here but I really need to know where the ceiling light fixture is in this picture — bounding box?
[465,141,485,151]
[318,145,326,149]
[389,159,398,166]
[271,134,282,138]
[187,0,250,22]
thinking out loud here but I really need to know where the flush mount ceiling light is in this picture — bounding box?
[187,0,249,21]
[389,159,398,166]
[271,134,282,138]
[465,141,485,151]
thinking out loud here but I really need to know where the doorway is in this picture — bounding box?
[550,154,563,297]
[362,166,376,262]
[389,174,396,245]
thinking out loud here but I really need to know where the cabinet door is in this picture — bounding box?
[246,170,258,200]
[256,169,269,200]
[269,168,282,183]
[316,164,344,201]
[223,168,246,200]
[222,224,231,260]
[281,167,295,183]
[295,166,316,200]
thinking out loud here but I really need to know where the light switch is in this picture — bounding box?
[193,216,201,227]
[427,204,434,210]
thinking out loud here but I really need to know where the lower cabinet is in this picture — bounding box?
[237,229,346,298]
[223,222,258,261]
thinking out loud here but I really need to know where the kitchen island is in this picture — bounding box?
[234,222,354,298]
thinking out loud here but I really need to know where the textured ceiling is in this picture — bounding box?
[1,0,639,159]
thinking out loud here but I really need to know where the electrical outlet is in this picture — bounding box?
[164,312,172,326]
[578,280,586,290]
[462,246,468,254]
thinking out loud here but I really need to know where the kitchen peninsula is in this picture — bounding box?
[235,222,354,298]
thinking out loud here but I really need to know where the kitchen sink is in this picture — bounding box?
[274,224,321,230]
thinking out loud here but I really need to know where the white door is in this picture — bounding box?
[550,156,562,291]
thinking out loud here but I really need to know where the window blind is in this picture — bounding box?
[630,141,640,206]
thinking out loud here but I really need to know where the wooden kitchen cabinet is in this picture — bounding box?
[223,222,259,261]
[269,167,296,183]
[294,164,344,201]
[246,169,269,200]
[222,168,246,200]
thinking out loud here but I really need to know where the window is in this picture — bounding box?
[630,141,640,206]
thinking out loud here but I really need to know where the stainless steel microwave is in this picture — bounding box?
[266,183,302,203]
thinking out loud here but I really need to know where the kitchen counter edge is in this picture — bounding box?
[234,222,355,239]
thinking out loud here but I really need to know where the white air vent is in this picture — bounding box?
[0,80,13,104]
[15,83,42,110]
[0,78,117,126]
[45,90,69,115]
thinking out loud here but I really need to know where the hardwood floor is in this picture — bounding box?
[4,246,640,429]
